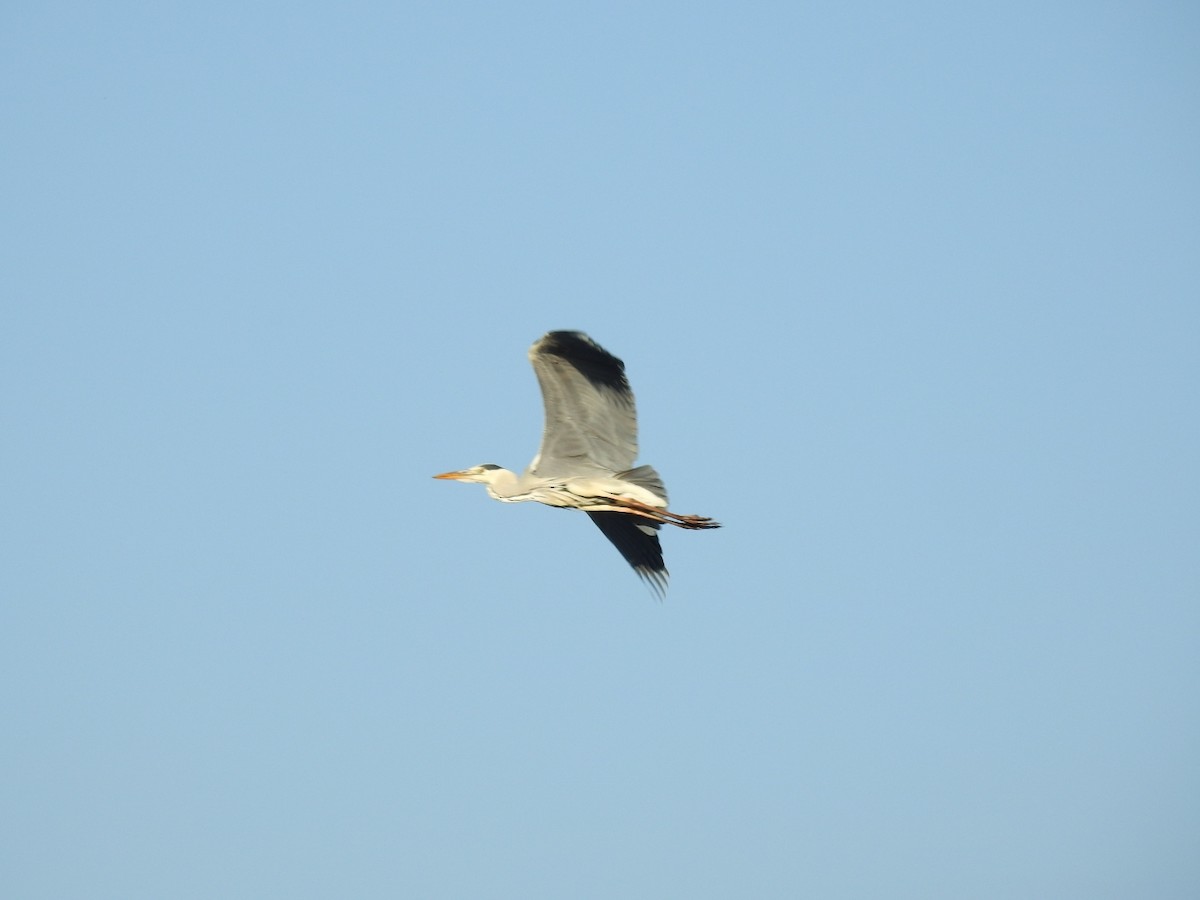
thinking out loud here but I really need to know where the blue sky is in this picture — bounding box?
[3,3,1198,897]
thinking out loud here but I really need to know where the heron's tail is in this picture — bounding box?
[617,465,667,506]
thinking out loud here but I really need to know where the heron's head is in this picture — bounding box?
[432,464,504,484]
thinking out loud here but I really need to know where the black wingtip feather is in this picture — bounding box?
[586,511,669,599]
[536,331,629,395]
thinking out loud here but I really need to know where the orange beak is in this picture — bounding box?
[433,470,468,480]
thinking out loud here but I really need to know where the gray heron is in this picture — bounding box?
[434,331,720,597]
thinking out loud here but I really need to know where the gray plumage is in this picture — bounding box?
[434,331,719,597]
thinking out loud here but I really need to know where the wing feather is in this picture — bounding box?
[527,331,638,476]
[586,512,668,598]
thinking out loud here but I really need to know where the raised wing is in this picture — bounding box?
[527,331,638,477]
[586,512,668,598]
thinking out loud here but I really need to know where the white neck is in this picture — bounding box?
[483,467,524,500]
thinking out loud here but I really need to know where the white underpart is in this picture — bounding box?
[519,474,666,511]
[567,476,664,507]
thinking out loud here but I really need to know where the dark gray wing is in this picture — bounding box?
[586,512,668,598]
[527,331,638,477]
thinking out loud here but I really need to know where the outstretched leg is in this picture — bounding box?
[597,495,722,530]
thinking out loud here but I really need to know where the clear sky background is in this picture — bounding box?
[3,3,1198,898]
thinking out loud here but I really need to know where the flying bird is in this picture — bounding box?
[434,331,720,597]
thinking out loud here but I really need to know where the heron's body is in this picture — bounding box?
[434,331,719,596]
